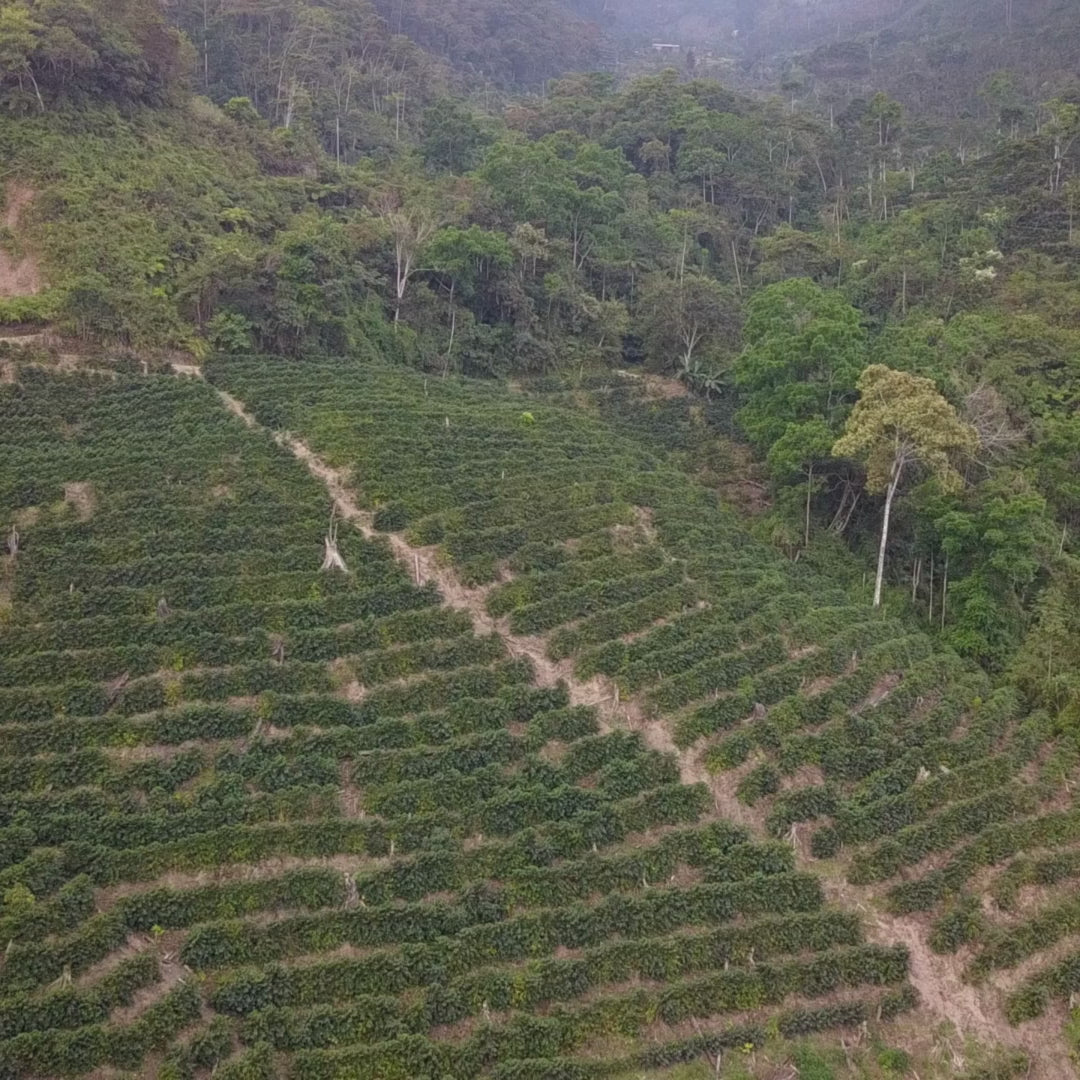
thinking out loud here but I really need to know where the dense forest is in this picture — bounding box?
[4,2,1080,1074]
[4,0,1080,677]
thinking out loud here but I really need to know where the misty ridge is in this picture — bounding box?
[558,0,1078,118]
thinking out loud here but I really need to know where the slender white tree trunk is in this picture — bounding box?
[873,457,903,608]
[394,243,409,325]
[25,66,44,112]
[730,239,743,294]
[443,281,456,375]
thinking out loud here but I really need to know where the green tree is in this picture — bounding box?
[421,98,490,172]
[735,279,865,449]
[767,418,835,548]
[756,225,838,285]
[1013,558,1080,720]
[735,279,864,540]
[424,225,513,369]
[929,474,1050,668]
[866,92,903,148]
[1044,97,1080,194]
[833,365,979,608]
[479,134,629,273]
[0,0,186,110]
[635,271,739,374]
[0,3,44,111]
[981,70,1027,137]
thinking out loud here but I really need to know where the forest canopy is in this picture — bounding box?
[2,0,1080,689]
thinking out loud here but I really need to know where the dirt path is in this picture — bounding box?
[813,871,1070,1077]
[0,183,41,297]
[185,370,707,787]
[183,363,1068,1073]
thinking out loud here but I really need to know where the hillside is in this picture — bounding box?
[2,350,1056,1080]
[5,0,1080,1077]
[596,0,1080,130]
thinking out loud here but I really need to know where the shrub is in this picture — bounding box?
[373,503,410,531]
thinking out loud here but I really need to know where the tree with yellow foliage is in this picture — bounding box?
[833,365,979,608]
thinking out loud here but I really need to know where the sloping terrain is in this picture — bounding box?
[0,185,40,301]
[0,358,924,1078]
[204,355,1080,1075]
[598,0,1079,124]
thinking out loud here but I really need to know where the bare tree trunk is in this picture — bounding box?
[24,66,44,112]
[394,241,409,325]
[804,464,813,548]
[443,282,456,376]
[928,553,935,623]
[829,482,860,534]
[873,459,902,608]
[940,551,949,630]
[283,80,297,130]
[202,0,210,87]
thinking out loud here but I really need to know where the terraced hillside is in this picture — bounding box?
[0,360,925,1078]
[204,356,1080,1075]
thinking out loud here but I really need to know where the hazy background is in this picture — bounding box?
[558,0,1080,127]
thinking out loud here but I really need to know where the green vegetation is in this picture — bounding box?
[5,0,1080,1074]
[4,0,1079,680]
[0,361,925,1074]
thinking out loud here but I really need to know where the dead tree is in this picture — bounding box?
[156,596,171,619]
[270,636,286,666]
[343,874,359,908]
[321,507,348,573]
[105,672,131,708]
[4,527,18,558]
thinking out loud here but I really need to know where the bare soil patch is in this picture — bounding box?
[803,673,838,697]
[63,481,96,521]
[613,369,688,400]
[0,183,41,297]
[106,946,189,1026]
[856,671,902,712]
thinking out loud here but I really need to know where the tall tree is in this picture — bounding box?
[635,271,739,374]
[767,418,835,548]
[421,98,490,172]
[833,365,978,608]
[0,3,43,111]
[735,279,864,538]
[376,191,439,325]
[424,224,512,367]
[1013,558,1080,717]
[1,0,186,110]
[735,278,865,449]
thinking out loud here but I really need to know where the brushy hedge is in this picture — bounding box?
[886,807,1080,914]
[0,953,158,1041]
[0,980,200,1078]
